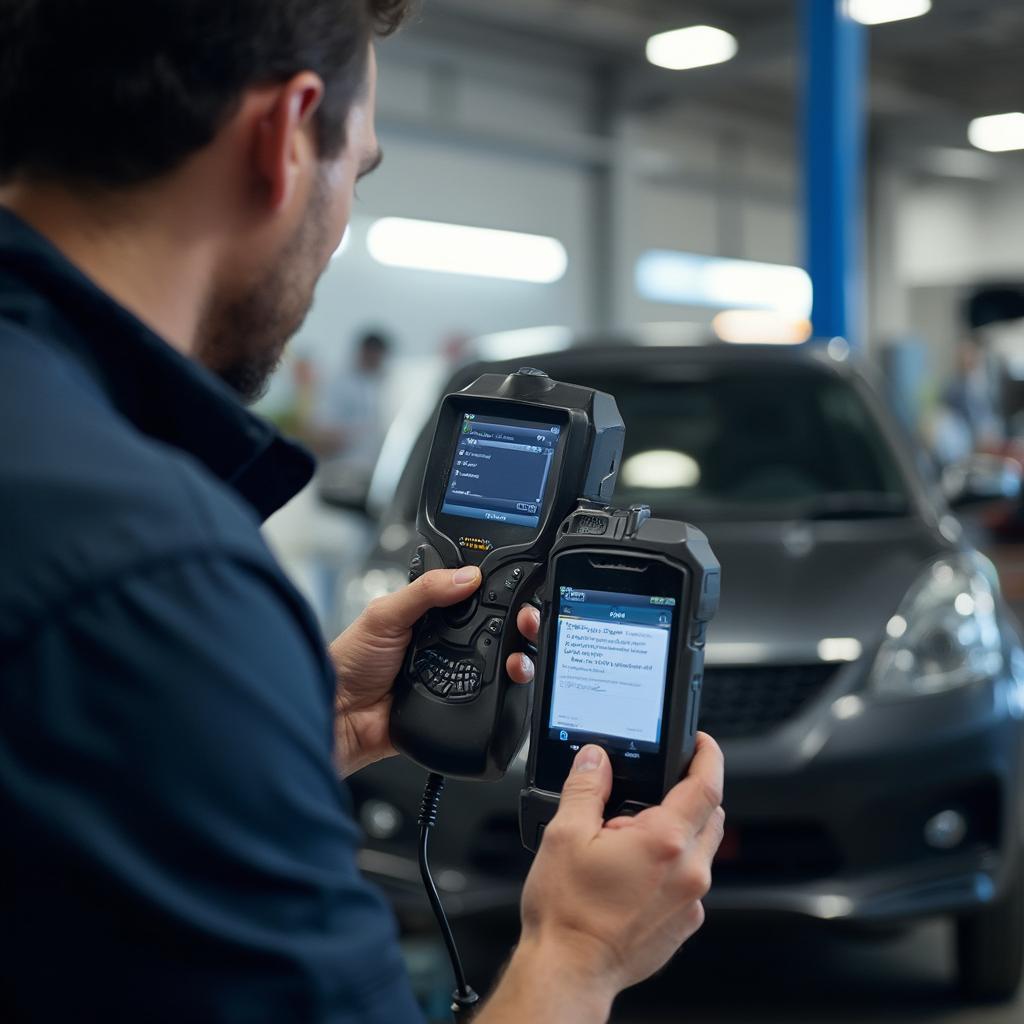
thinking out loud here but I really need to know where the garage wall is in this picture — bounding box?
[615,107,800,330]
[897,175,1024,288]
[284,40,805,386]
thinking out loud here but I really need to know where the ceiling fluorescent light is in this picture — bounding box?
[635,250,813,318]
[848,0,931,25]
[645,25,738,72]
[968,112,1024,153]
[366,218,568,283]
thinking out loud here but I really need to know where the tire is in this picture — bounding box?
[956,857,1024,1002]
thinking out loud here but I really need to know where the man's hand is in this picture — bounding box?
[479,734,725,1023]
[330,567,541,777]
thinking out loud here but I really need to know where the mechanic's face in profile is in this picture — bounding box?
[200,48,381,402]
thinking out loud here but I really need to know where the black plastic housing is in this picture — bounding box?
[520,504,720,851]
[390,369,625,780]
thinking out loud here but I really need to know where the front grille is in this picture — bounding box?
[700,664,839,739]
[714,821,843,883]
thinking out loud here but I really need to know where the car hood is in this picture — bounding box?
[696,517,949,664]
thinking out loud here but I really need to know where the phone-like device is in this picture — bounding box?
[520,504,720,851]
[390,368,625,781]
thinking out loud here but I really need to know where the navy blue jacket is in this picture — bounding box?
[0,209,424,1023]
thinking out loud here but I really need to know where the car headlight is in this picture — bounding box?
[872,557,1003,698]
[340,566,409,629]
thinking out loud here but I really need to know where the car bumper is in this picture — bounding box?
[350,668,1024,924]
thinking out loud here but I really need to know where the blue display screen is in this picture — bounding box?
[440,413,560,529]
[548,587,675,755]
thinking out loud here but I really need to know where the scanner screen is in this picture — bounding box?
[440,412,561,529]
[547,586,675,755]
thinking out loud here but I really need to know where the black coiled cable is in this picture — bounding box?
[417,772,480,1020]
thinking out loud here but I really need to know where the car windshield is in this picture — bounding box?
[578,366,911,521]
[393,361,912,524]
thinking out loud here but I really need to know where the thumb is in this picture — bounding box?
[553,745,612,838]
[365,566,482,633]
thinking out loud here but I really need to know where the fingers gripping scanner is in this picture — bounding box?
[390,368,625,780]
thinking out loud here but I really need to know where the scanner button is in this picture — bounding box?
[483,563,534,608]
[692,621,708,648]
[443,592,479,628]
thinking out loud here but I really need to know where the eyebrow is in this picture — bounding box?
[358,147,383,180]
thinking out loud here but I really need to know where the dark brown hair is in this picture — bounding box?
[0,0,413,186]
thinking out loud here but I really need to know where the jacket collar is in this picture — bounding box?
[0,207,314,520]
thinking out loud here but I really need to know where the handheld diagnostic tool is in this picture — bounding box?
[390,368,625,780]
[520,504,720,850]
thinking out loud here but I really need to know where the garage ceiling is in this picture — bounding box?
[417,0,1024,145]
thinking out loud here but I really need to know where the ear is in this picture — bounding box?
[254,72,325,212]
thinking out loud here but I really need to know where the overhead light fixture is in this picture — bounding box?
[645,25,738,71]
[847,0,931,25]
[636,250,813,318]
[968,112,1024,153]
[713,311,813,346]
[366,217,568,283]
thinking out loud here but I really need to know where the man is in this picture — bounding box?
[0,2,725,1021]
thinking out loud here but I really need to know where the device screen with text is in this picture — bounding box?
[440,412,560,529]
[548,586,675,756]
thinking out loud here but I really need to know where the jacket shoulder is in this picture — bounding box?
[0,322,279,641]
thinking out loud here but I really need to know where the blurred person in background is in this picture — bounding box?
[932,334,1005,466]
[0,1,724,1022]
[288,329,394,631]
[312,328,392,505]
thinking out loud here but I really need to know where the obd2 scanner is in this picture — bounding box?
[520,503,721,851]
[390,367,625,780]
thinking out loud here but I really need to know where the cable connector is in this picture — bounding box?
[418,772,480,1021]
[417,771,446,829]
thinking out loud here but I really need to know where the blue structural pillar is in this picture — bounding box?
[802,0,867,345]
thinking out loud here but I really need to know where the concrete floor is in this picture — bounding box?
[613,919,1023,1023]
[430,915,1021,1023]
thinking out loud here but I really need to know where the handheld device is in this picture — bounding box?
[520,504,720,851]
[390,367,625,780]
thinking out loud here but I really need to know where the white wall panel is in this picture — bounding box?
[743,200,799,265]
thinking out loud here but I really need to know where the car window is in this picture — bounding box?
[587,368,910,520]
[392,363,911,524]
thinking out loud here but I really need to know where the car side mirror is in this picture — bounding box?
[942,454,1022,509]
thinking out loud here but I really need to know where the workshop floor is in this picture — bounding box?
[434,915,1023,1023]
[613,918,1023,1023]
